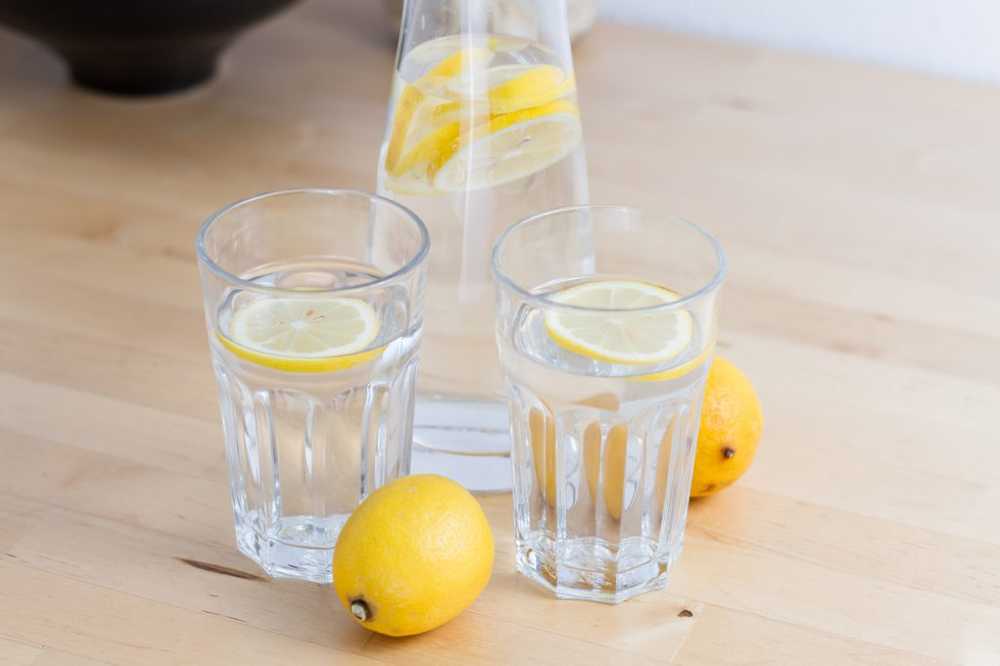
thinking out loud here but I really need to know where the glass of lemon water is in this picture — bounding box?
[492,206,726,603]
[377,0,589,492]
[196,189,429,582]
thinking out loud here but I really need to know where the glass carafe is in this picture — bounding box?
[376,0,589,491]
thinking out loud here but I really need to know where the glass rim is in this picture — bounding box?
[195,188,430,296]
[491,204,727,313]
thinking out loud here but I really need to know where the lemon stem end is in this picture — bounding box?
[350,599,371,622]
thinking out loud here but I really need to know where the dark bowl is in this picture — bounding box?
[0,0,299,95]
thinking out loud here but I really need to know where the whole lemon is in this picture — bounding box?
[332,474,494,637]
[691,357,763,498]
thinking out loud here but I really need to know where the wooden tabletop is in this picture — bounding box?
[2,1,999,664]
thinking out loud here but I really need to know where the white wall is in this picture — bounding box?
[600,0,1000,84]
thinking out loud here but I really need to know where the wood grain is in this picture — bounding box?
[2,0,999,664]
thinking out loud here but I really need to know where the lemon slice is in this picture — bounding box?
[486,64,575,114]
[384,47,494,175]
[633,343,714,382]
[438,63,574,110]
[388,120,462,193]
[412,99,470,129]
[386,100,492,194]
[384,85,426,175]
[544,281,693,365]
[431,99,581,192]
[221,297,380,373]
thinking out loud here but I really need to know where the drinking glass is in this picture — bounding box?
[376,0,589,492]
[196,189,429,582]
[492,205,726,602]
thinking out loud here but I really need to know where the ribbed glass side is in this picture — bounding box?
[214,339,419,583]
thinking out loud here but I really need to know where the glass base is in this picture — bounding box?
[410,393,512,494]
[515,534,677,604]
[234,513,347,583]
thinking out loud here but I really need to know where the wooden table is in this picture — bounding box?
[2,2,999,664]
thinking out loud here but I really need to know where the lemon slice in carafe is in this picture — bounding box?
[485,64,575,114]
[386,48,581,193]
[384,47,495,176]
[432,99,581,192]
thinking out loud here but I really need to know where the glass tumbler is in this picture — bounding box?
[492,206,726,602]
[196,189,429,582]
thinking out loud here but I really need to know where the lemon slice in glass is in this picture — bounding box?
[431,99,581,192]
[633,343,714,382]
[221,297,380,373]
[544,280,693,365]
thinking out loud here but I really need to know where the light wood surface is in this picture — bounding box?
[2,1,999,664]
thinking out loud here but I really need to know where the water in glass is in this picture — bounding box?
[197,190,428,583]
[493,206,725,602]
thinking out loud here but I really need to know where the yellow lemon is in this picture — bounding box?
[691,357,763,497]
[332,474,494,637]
